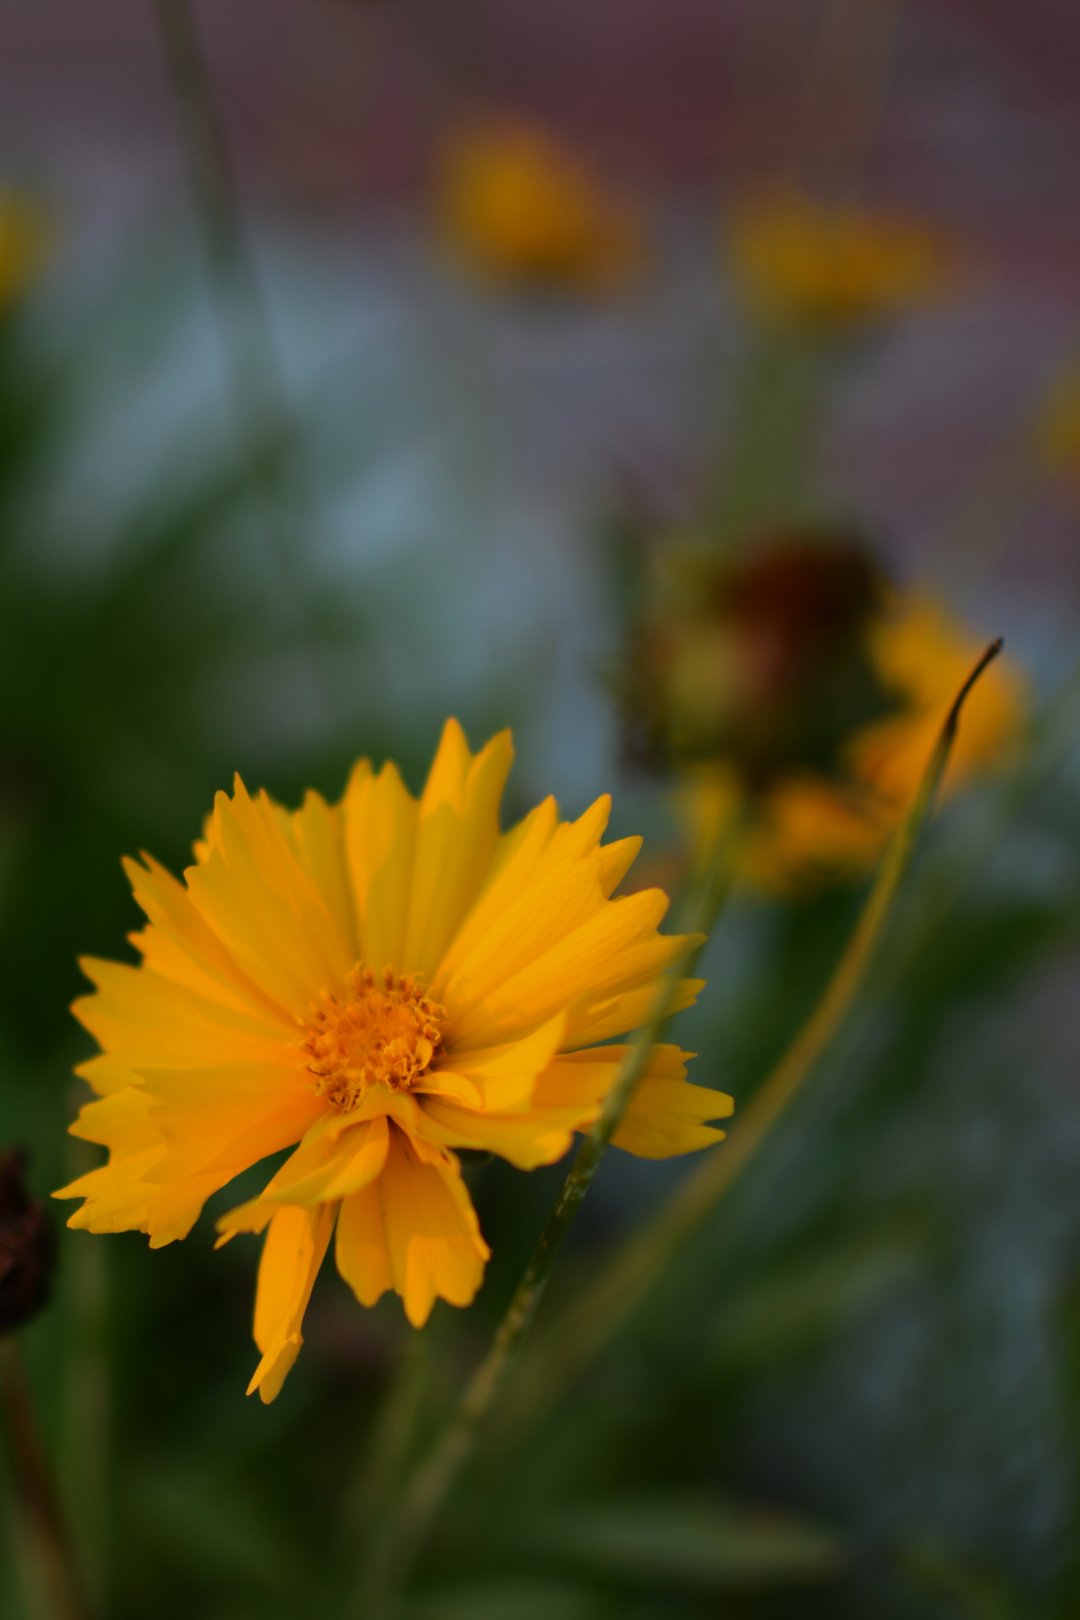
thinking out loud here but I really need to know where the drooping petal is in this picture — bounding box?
[247,1203,336,1403]
[335,1129,488,1326]
[222,1114,391,1218]
[334,1179,393,1309]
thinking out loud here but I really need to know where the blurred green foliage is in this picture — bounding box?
[0,221,1078,1620]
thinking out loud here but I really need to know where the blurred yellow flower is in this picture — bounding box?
[682,587,1026,894]
[0,192,48,315]
[58,721,729,1401]
[726,188,947,333]
[1034,368,1080,480]
[437,121,641,292]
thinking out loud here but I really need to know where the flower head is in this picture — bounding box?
[437,120,641,293]
[58,722,729,1400]
[726,188,948,334]
[0,1149,57,1338]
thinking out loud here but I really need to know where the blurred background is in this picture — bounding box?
[1,1,1079,1616]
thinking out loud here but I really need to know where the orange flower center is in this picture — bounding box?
[302,966,446,1113]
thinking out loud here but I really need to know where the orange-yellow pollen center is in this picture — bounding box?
[303,966,446,1113]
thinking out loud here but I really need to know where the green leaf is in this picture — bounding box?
[708,1222,924,1371]
[408,1580,609,1620]
[509,1494,846,1591]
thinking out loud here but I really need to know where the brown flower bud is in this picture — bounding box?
[0,1149,57,1337]
[619,530,898,786]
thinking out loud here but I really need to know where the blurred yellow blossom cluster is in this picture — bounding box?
[726,188,950,334]
[620,536,1026,892]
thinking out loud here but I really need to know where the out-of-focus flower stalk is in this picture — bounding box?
[350,813,747,1618]
[1,1344,87,1620]
[498,639,1005,1442]
[59,1131,111,1616]
[709,329,833,540]
[150,0,341,723]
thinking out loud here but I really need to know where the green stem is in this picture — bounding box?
[352,817,746,1615]
[500,638,1006,1436]
[150,0,338,709]
[0,1340,87,1620]
[151,0,285,449]
[710,328,832,543]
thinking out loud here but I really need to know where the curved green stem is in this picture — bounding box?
[500,638,1006,1440]
[150,0,342,720]
[351,817,746,1615]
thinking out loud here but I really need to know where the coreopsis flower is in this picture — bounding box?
[622,535,1026,893]
[57,722,730,1400]
[0,192,48,317]
[0,1150,57,1337]
[436,120,641,293]
[726,188,947,334]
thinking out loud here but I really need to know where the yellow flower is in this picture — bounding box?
[437,120,640,292]
[683,591,1026,894]
[726,188,947,333]
[1035,368,1080,481]
[58,721,729,1400]
[0,192,48,315]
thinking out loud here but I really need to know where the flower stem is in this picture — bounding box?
[150,0,339,716]
[351,817,746,1615]
[499,640,1007,1432]
[0,1339,87,1620]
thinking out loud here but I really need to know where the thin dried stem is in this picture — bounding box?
[1,1339,87,1620]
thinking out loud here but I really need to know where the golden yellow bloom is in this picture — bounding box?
[726,188,947,333]
[58,722,729,1400]
[683,591,1026,894]
[437,121,640,292]
[0,192,48,315]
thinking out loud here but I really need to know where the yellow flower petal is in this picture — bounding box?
[186,779,353,1017]
[343,760,417,971]
[379,1132,489,1327]
[248,1203,336,1403]
[403,720,513,979]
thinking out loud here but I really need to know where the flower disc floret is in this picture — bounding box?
[304,966,446,1111]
